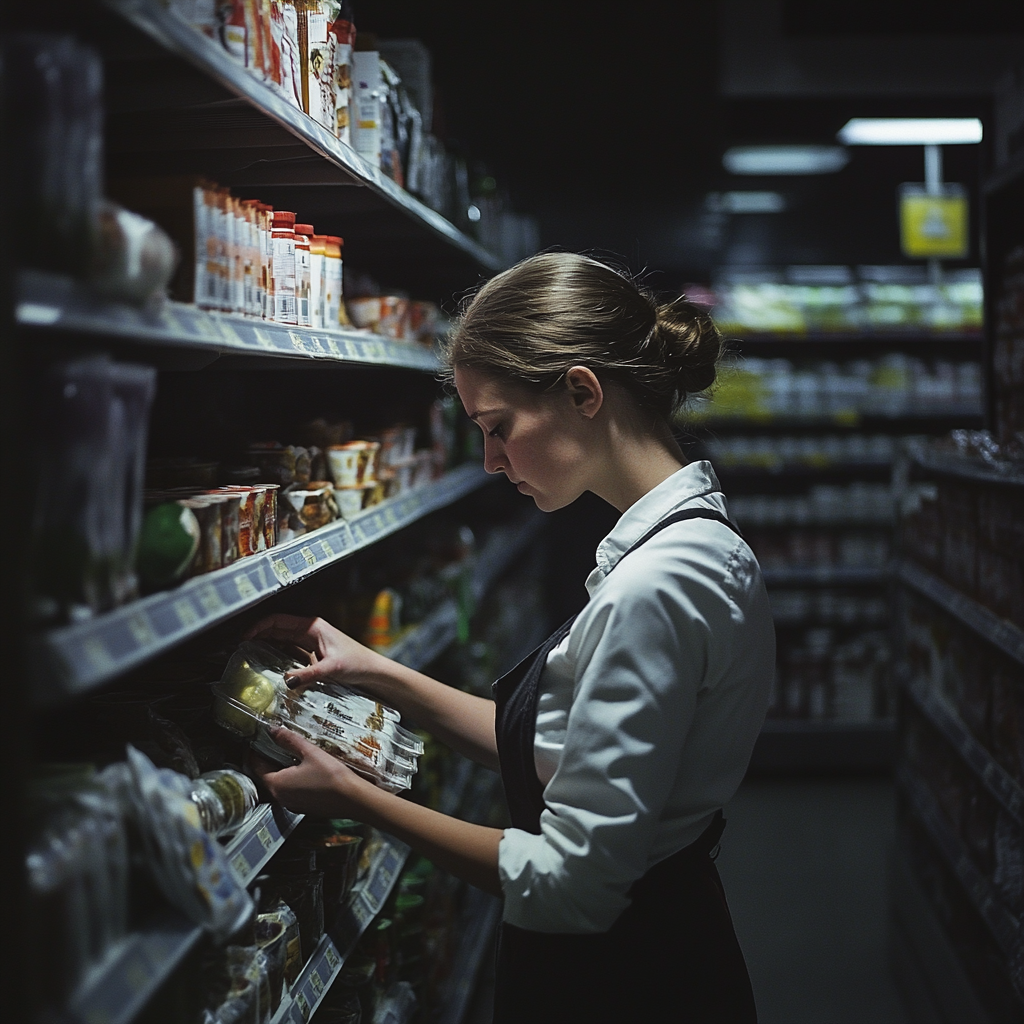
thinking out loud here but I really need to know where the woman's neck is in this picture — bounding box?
[590,414,686,514]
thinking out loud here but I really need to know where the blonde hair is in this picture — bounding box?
[442,252,722,420]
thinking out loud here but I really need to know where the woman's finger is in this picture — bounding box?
[269,725,322,757]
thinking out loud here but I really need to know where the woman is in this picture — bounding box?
[249,253,775,1023]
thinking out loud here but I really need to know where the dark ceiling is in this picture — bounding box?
[362,0,1014,284]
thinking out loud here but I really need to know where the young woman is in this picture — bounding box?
[249,253,775,1023]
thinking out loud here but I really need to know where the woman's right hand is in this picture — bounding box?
[242,614,387,693]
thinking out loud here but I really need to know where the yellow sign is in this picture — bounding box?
[899,184,968,259]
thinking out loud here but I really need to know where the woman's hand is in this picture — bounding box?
[249,727,372,818]
[243,613,386,692]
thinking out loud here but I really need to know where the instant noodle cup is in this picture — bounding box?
[283,485,336,532]
[377,296,409,340]
[335,485,369,518]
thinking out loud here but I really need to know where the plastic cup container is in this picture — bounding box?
[335,485,368,518]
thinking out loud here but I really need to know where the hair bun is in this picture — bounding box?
[653,297,722,397]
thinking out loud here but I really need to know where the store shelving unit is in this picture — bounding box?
[436,887,502,1024]
[36,464,491,701]
[689,318,984,770]
[892,437,1024,1011]
[12,3,538,1021]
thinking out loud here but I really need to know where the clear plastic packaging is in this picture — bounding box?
[212,641,423,792]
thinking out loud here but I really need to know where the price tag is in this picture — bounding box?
[173,598,200,629]
[272,559,292,582]
[373,513,386,533]
[349,522,367,545]
[235,573,257,601]
[295,992,310,1020]
[83,636,115,673]
[326,338,341,356]
[289,331,308,353]
[300,546,317,568]
[309,969,324,994]
[216,318,245,346]
[307,335,325,354]
[383,506,398,527]
[160,308,186,335]
[257,825,273,851]
[320,538,335,558]
[232,852,250,878]
[198,584,224,615]
[127,612,157,647]
[324,945,340,971]
[253,327,276,351]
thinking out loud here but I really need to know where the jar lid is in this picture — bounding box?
[294,223,315,235]
[272,211,296,226]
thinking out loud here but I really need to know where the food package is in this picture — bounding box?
[351,50,382,166]
[212,642,423,791]
[281,482,339,534]
[190,769,259,837]
[125,747,253,942]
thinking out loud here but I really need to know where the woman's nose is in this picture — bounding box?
[483,436,505,475]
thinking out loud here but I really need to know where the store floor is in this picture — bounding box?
[466,777,906,1024]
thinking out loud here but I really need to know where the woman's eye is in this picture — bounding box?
[488,424,504,439]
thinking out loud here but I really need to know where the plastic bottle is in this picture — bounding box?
[257,202,274,319]
[294,223,314,328]
[324,235,345,326]
[271,211,297,324]
[310,234,327,329]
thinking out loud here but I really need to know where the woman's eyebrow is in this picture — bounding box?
[468,407,505,421]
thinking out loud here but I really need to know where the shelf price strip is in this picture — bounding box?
[902,672,1024,825]
[898,559,1024,668]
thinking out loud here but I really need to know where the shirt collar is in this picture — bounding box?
[589,461,727,586]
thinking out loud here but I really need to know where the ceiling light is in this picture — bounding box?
[837,118,983,146]
[723,146,849,175]
[706,191,786,214]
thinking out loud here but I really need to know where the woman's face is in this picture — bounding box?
[454,366,594,512]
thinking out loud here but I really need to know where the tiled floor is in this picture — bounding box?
[468,777,907,1023]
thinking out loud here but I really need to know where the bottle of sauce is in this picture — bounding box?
[310,234,327,329]
[293,223,314,328]
[271,211,297,324]
[324,235,346,326]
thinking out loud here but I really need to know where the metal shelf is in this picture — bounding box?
[70,803,302,1024]
[682,411,984,434]
[897,765,1022,974]
[902,670,1024,825]
[102,0,500,275]
[761,566,889,587]
[904,437,1024,489]
[896,560,1024,669]
[36,465,492,701]
[16,270,439,372]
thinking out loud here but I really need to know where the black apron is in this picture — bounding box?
[492,507,757,1024]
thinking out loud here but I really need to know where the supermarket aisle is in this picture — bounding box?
[717,778,907,1024]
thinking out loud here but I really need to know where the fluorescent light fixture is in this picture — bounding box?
[837,118,983,146]
[723,145,849,175]
[706,191,786,214]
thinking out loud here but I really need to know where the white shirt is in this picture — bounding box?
[498,461,774,934]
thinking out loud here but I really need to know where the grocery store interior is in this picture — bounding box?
[4,1,1024,1022]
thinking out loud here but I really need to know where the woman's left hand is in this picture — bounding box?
[249,727,369,819]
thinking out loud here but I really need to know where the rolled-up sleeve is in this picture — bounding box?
[498,545,729,933]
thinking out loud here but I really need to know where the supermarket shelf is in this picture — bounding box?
[729,332,981,359]
[436,887,502,1024]
[372,983,418,1024]
[103,0,500,275]
[896,765,1022,971]
[35,464,493,702]
[380,510,545,672]
[274,838,410,1024]
[712,463,893,484]
[902,671,1024,824]
[682,413,983,435]
[16,270,439,372]
[905,437,1024,488]
[737,516,892,529]
[69,803,301,1024]
[761,566,889,587]
[749,719,895,773]
[889,845,993,1024]
[330,839,411,957]
[897,560,1024,668]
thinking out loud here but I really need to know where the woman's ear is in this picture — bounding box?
[564,366,604,419]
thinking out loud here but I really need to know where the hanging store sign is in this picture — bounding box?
[898,183,969,259]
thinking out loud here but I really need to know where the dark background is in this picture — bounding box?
[360,0,1014,284]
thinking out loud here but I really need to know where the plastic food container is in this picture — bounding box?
[212,642,422,792]
[189,769,259,836]
[335,484,371,518]
[283,485,337,532]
